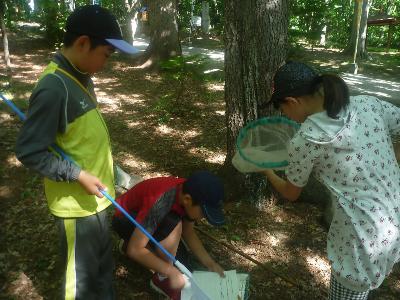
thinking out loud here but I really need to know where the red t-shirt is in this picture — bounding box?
[114,177,186,234]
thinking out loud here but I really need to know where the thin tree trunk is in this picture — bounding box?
[224,0,288,205]
[33,0,40,12]
[346,0,371,58]
[201,1,210,36]
[123,0,140,44]
[357,0,371,58]
[0,3,11,76]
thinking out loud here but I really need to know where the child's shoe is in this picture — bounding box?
[150,273,181,300]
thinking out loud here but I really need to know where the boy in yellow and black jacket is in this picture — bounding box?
[15,5,138,300]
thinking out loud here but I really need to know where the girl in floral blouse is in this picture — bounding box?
[264,61,400,300]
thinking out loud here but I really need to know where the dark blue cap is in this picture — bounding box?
[271,61,319,108]
[66,5,139,54]
[183,171,225,226]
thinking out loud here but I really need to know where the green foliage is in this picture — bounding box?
[209,0,224,35]
[289,0,328,45]
[159,54,208,81]
[1,0,31,29]
[151,93,177,124]
[178,0,225,37]
[33,0,73,47]
[5,0,397,57]
[151,55,205,123]
[24,0,133,48]
[290,0,400,50]
[149,54,210,123]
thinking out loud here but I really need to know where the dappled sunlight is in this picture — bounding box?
[93,77,118,85]
[203,68,222,74]
[97,97,121,111]
[252,230,288,248]
[304,252,330,286]
[156,124,200,139]
[157,124,174,135]
[6,271,43,300]
[118,151,151,171]
[7,155,22,168]
[0,186,12,198]
[3,22,399,300]
[184,47,224,62]
[205,153,225,164]
[319,62,340,69]
[394,277,400,291]
[97,94,146,111]
[0,112,14,124]
[126,121,143,128]
[341,73,400,105]
[188,147,225,165]
[206,82,224,91]
[131,37,225,66]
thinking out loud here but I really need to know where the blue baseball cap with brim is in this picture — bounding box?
[184,171,225,226]
[105,39,140,54]
[66,5,139,55]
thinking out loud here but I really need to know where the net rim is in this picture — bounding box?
[236,116,300,169]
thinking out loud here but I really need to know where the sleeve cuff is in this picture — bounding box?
[70,166,81,181]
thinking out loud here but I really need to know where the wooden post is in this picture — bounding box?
[387,24,393,52]
[351,0,362,74]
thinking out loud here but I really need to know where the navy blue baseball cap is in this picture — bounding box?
[183,171,225,226]
[271,61,319,108]
[66,5,139,54]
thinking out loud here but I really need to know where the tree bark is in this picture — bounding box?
[224,0,288,205]
[346,0,371,58]
[0,2,11,76]
[122,0,140,44]
[201,1,210,36]
[32,0,42,12]
[138,0,181,68]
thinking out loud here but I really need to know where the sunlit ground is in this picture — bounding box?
[1,29,399,300]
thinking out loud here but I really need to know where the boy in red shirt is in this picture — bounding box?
[112,171,225,300]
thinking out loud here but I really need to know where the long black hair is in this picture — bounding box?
[310,74,349,118]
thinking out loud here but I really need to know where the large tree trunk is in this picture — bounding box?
[346,0,371,58]
[224,0,288,205]
[139,0,181,68]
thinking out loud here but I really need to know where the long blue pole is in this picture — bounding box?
[1,93,214,298]
[0,93,183,271]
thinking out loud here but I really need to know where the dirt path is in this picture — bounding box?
[133,37,400,105]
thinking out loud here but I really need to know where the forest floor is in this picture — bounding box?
[1,25,400,300]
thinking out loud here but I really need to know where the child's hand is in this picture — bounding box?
[167,267,186,290]
[208,261,225,277]
[77,170,106,198]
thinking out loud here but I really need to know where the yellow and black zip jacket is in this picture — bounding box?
[16,52,115,218]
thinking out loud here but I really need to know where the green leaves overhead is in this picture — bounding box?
[1,0,398,50]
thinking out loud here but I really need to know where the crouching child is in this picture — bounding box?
[112,171,225,300]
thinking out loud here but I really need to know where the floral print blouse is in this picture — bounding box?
[286,95,400,292]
